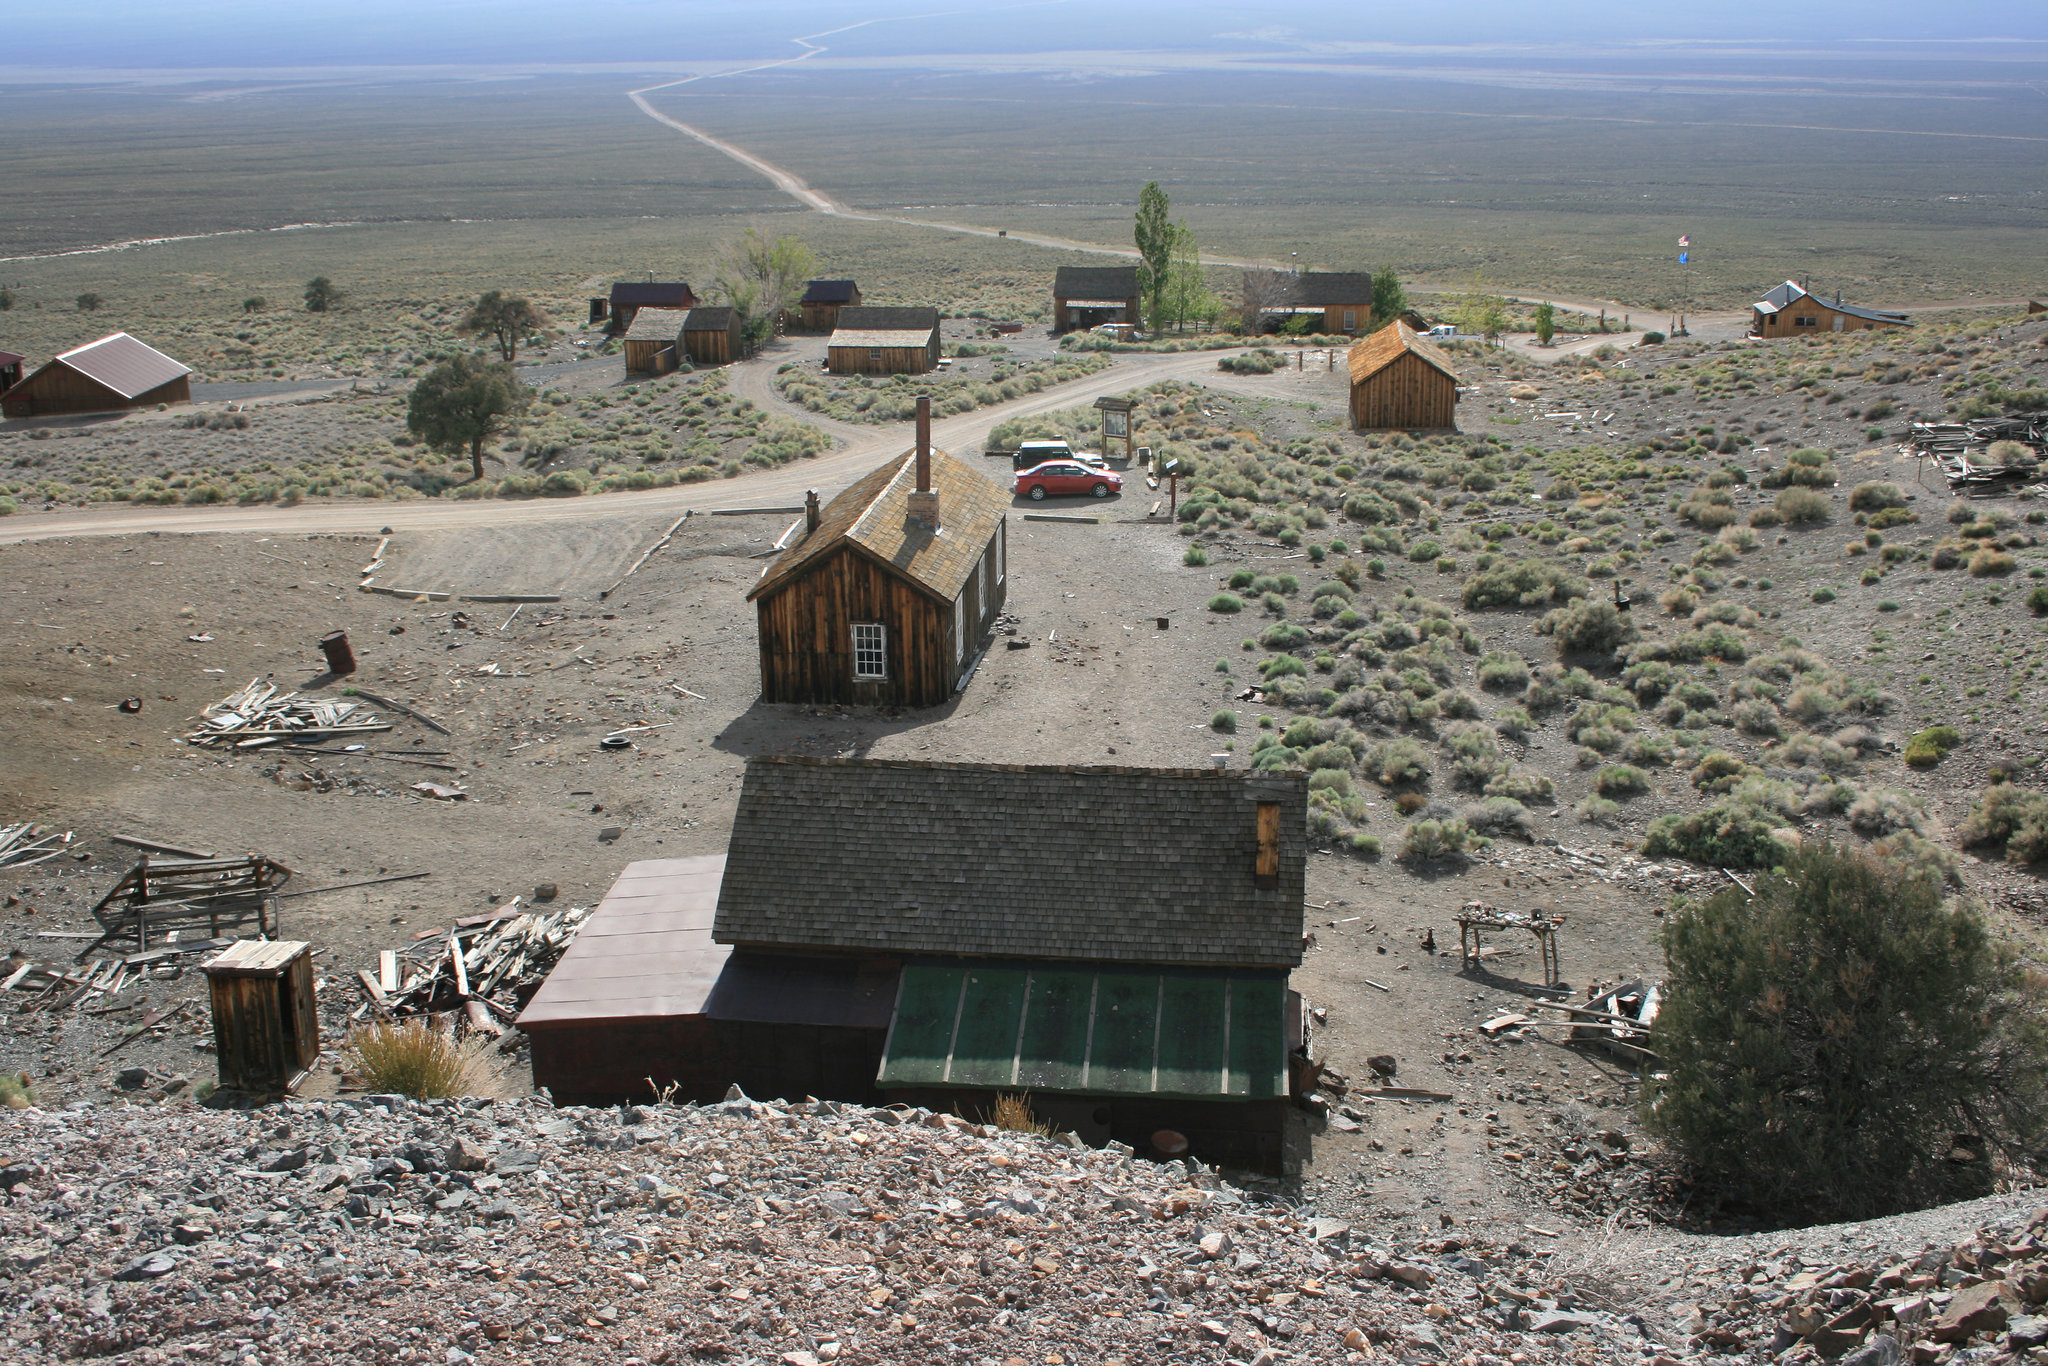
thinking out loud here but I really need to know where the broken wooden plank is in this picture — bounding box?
[356,969,388,1005]
[276,871,430,900]
[110,834,216,859]
[341,688,451,736]
[378,950,398,994]
[448,933,470,999]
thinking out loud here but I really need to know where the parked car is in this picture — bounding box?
[1426,324,1458,338]
[1015,461,1121,501]
[1010,439,1108,472]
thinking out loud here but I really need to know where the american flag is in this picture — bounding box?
[1678,235,1691,248]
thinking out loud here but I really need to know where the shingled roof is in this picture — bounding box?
[748,446,1008,605]
[1348,320,1461,385]
[50,333,190,399]
[682,306,737,332]
[833,306,939,333]
[712,758,1308,968]
[1280,271,1376,305]
[801,279,859,305]
[622,308,685,341]
[1053,265,1140,299]
[610,282,695,309]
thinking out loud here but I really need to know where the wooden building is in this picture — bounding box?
[750,399,1007,708]
[0,350,23,395]
[1347,320,1461,431]
[825,306,941,375]
[789,279,862,333]
[1751,280,1911,338]
[680,306,742,366]
[520,758,1310,1170]
[620,309,685,375]
[0,333,191,419]
[589,281,696,333]
[1052,265,1141,333]
[1264,271,1377,335]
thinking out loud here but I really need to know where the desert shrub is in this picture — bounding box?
[1775,487,1831,524]
[344,1021,485,1099]
[1903,725,1960,769]
[1732,698,1781,738]
[1208,593,1243,614]
[1259,654,1306,679]
[1848,481,1908,512]
[1643,800,1789,869]
[1210,710,1237,733]
[1644,843,2048,1223]
[1969,547,2016,577]
[1848,788,1928,837]
[1492,706,1533,741]
[1359,736,1430,788]
[2030,585,2048,615]
[1761,448,1837,489]
[1623,732,1675,767]
[540,470,586,495]
[1477,650,1530,692]
[1659,586,1699,616]
[1595,764,1650,797]
[0,1072,33,1109]
[1960,784,2048,864]
[1485,767,1553,805]
[1537,598,1640,659]
[1260,621,1309,650]
[1460,797,1533,838]
[1462,559,1586,611]
[1668,624,1748,663]
[1400,817,1485,862]
[1183,544,1209,567]
[1868,505,1917,531]
[1576,795,1619,824]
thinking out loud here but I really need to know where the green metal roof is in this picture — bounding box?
[876,962,1289,1100]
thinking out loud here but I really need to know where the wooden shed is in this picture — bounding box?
[790,279,862,333]
[1052,265,1141,333]
[0,333,191,419]
[1347,320,1462,431]
[203,939,319,1094]
[1751,280,1911,338]
[825,306,941,375]
[680,306,742,366]
[0,350,23,395]
[620,308,685,375]
[749,400,1007,708]
[591,281,696,333]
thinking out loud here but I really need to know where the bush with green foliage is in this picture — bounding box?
[1183,544,1209,567]
[1848,481,1908,513]
[1477,650,1531,692]
[1644,843,2048,1222]
[1775,486,1831,524]
[1210,710,1237,733]
[1400,817,1485,862]
[1538,598,1641,659]
[1362,736,1431,788]
[1595,764,1650,797]
[1960,783,2048,864]
[1461,559,1587,611]
[1642,800,1790,869]
[1903,725,1961,769]
[1208,593,1243,614]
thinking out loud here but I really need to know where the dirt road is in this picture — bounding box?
[0,348,1240,549]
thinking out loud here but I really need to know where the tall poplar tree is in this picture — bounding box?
[1133,182,1173,331]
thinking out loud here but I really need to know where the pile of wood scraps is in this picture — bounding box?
[1911,417,2048,492]
[2,939,230,1030]
[86,855,292,957]
[1481,979,1661,1063]
[0,822,71,869]
[354,898,592,1041]
[184,679,391,750]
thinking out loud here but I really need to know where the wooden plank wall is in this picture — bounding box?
[1755,301,1910,337]
[623,341,676,375]
[206,951,318,1092]
[2,367,189,418]
[683,321,740,366]
[826,336,938,375]
[756,546,951,706]
[1351,352,1458,430]
[528,1017,888,1106]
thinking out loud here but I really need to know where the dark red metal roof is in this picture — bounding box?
[516,856,728,1026]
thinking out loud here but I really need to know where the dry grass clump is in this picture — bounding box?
[343,1020,487,1100]
[987,1092,1055,1136]
[0,1072,34,1109]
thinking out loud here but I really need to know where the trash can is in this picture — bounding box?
[318,630,357,676]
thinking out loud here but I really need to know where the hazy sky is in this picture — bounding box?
[5,1,2043,71]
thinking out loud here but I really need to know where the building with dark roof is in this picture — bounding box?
[680,306,743,366]
[0,351,23,395]
[589,281,697,333]
[520,757,1309,1167]
[750,400,1006,707]
[1052,264,1141,333]
[1262,271,1379,335]
[0,333,191,419]
[1751,280,1911,338]
[620,308,685,375]
[825,305,941,374]
[789,278,863,333]
[1347,320,1462,431]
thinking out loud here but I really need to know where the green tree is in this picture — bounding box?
[1133,181,1174,332]
[405,355,532,483]
[1534,301,1556,347]
[0,287,15,312]
[714,229,816,346]
[75,292,102,312]
[1370,267,1406,329]
[1453,273,1508,344]
[459,290,547,363]
[1646,843,2048,1223]
[1162,221,1218,332]
[241,296,266,314]
[303,277,343,313]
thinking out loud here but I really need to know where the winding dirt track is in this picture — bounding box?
[0,349,1237,548]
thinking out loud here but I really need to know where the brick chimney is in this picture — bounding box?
[804,489,820,536]
[907,395,939,530]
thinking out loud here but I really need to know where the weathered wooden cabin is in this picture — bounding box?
[750,398,1006,708]
[1751,280,1911,338]
[790,279,862,333]
[1347,320,1461,431]
[590,281,696,333]
[520,758,1311,1170]
[680,306,742,366]
[0,333,191,419]
[620,308,685,375]
[1264,271,1377,335]
[1052,265,1141,333]
[0,351,23,395]
[825,306,941,374]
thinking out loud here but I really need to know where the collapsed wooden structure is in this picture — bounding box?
[1910,416,2048,492]
[1455,904,1564,987]
[87,855,292,956]
[351,897,593,1039]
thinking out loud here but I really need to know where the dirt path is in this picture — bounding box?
[0,348,1240,549]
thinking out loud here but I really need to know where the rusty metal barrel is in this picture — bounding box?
[318,630,357,676]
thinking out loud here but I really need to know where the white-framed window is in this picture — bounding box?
[953,594,966,666]
[869,348,882,362]
[1342,309,1356,331]
[852,623,886,679]
[978,556,990,618]
[996,521,1005,583]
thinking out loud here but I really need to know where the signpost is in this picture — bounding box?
[1093,395,1137,465]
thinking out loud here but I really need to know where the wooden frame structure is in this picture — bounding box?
[204,939,319,1093]
[1456,906,1563,986]
[87,855,291,958]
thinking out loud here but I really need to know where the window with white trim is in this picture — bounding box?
[852,623,886,679]
[996,521,1005,583]
[953,594,966,666]
[978,554,990,619]
[1342,309,1356,331]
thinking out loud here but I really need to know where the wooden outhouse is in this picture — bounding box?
[825,306,941,374]
[1347,320,1462,431]
[0,333,191,419]
[1751,280,1911,338]
[621,308,685,375]
[681,306,742,366]
[1052,266,1141,333]
[749,399,1007,708]
[791,279,862,333]
[203,939,319,1094]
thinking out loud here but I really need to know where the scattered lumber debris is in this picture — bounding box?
[184,678,391,750]
[342,687,451,736]
[353,899,592,1036]
[0,822,71,869]
[1455,902,1565,986]
[0,938,235,1015]
[1910,416,2048,491]
[1523,979,1660,1062]
[86,855,292,956]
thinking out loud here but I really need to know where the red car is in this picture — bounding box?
[1014,460,1121,501]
